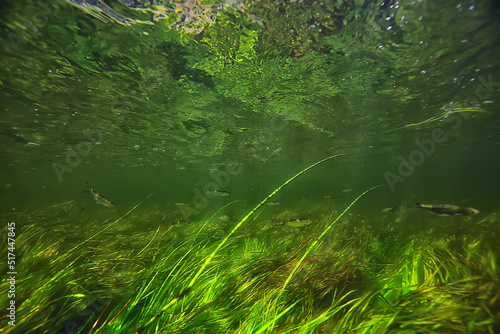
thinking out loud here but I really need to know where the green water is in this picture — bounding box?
[1,0,500,333]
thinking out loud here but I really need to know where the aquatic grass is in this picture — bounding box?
[379,233,498,300]
[280,185,382,294]
[161,154,346,309]
[118,243,205,325]
[248,185,382,333]
[291,290,358,333]
[333,276,500,333]
[330,227,500,333]
[219,228,365,332]
[1,177,499,332]
[0,194,156,333]
[251,298,303,334]
[0,235,89,332]
[99,211,500,332]
[100,182,374,333]
[94,225,241,333]
[381,106,490,134]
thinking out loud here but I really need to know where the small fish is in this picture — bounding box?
[382,202,404,213]
[205,189,230,197]
[217,215,230,222]
[415,203,479,216]
[83,182,115,207]
[280,219,313,228]
[263,146,282,163]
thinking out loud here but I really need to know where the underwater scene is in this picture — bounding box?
[1,0,500,333]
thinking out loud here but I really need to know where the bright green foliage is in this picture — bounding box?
[1,179,499,333]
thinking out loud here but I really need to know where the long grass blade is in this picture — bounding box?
[162,154,346,310]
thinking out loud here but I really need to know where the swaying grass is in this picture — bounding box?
[381,106,490,134]
[1,158,499,333]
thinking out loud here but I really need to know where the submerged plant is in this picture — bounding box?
[1,162,498,333]
[381,106,489,134]
[150,154,346,316]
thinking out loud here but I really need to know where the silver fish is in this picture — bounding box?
[205,189,230,197]
[415,203,478,216]
[83,182,115,207]
[280,219,313,228]
[382,202,404,213]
